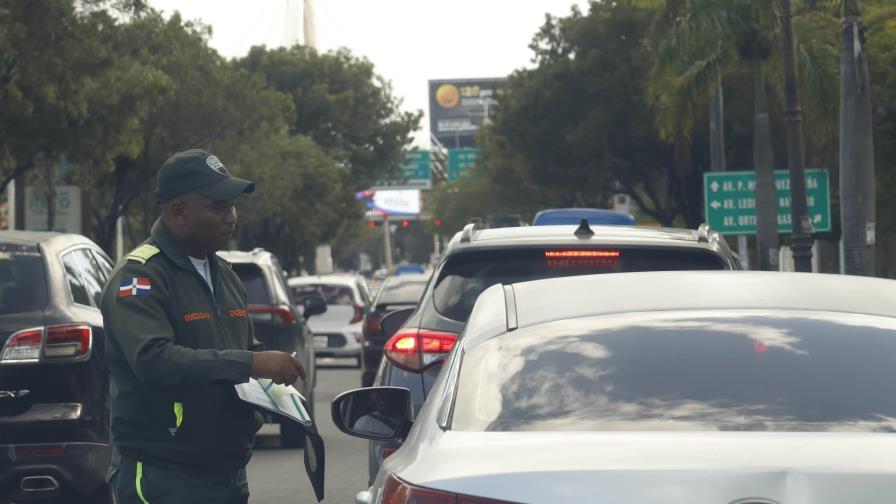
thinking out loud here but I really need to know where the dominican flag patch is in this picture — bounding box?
[119,277,152,297]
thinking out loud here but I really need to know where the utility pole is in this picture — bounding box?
[383,218,393,271]
[839,0,876,276]
[779,0,813,272]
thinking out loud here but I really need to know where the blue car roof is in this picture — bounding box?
[532,208,635,226]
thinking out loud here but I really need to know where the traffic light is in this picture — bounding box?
[434,219,442,227]
[368,221,378,228]
[401,219,410,228]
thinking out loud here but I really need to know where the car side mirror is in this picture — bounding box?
[380,308,415,340]
[302,295,328,318]
[331,387,413,441]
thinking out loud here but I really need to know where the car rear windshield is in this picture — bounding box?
[291,283,355,306]
[0,243,48,313]
[231,264,272,304]
[451,311,896,433]
[433,248,726,321]
[377,277,428,306]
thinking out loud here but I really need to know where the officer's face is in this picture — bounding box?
[178,193,238,253]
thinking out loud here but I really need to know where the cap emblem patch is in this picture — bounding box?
[206,155,228,175]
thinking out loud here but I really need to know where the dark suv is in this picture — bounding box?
[217,249,322,448]
[0,231,116,503]
[364,221,741,482]
[360,273,429,387]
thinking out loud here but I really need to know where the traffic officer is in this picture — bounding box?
[100,149,305,503]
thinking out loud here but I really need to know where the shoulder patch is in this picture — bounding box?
[125,244,161,265]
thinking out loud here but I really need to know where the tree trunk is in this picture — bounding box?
[709,75,726,173]
[779,0,814,272]
[43,158,56,232]
[752,60,779,271]
[839,16,876,276]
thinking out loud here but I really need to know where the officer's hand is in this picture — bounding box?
[251,351,307,385]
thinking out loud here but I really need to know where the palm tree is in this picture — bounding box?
[638,0,838,270]
[838,0,876,275]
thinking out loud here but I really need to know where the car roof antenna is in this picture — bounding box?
[574,218,594,238]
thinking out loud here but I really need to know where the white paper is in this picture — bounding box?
[235,378,311,426]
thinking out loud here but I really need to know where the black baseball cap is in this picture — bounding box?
[156,149,255,203]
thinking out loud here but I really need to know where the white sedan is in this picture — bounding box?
[333,271,896,504]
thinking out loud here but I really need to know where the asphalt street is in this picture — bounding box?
[247,358,370,504]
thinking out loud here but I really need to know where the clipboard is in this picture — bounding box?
[235,378,312,426]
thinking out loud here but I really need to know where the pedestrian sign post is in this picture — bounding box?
[703,169,831,235]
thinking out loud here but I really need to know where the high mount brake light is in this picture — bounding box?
[384,328,458,372]
[381,474,520,504]
[0,325,93,362]
[544,249,621,269]
[544,250,621,258]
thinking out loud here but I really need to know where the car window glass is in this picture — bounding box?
[73,248,106,307]
[433,248,727,322]
[62,251,92,306]
[376,278,428,306]
[452,312,896,433]
[231,264,272,304]
[291,283,355,306]
[90,249,114,282]
[0,243,48,313]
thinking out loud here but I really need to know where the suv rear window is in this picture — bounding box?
[0,243,48,313]
[231,263,272,304]
[433,248,725,322]
[377,277,427,306]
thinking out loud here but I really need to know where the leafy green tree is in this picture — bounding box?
[480,3,705,227]
[642,0,838,267]
[239,46,421,191]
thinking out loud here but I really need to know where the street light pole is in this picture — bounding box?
[779,0,813,272]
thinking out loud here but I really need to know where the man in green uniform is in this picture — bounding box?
[101,149,306,503]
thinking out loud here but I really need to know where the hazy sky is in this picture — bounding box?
[147,0,588,146]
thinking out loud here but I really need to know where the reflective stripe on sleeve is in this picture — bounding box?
[174,402,184,429]
[136,461,150,504]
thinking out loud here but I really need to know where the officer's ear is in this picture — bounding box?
[165,198,189,225]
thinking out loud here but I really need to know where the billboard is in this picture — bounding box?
[356,189,421,219]
[429,78,507,148]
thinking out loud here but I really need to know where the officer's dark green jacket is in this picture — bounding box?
[100,219,264,473]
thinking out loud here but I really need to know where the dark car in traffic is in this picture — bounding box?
[365,221,741,482]
[217,249,325,448]
[0,231,116,503]
[360,273,429,387]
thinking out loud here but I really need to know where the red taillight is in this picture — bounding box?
[1,328,43,362]
[382,474,519,504]
[363,314,383,336]
[350,304,364,324]
[379,446,397,460]
[45,325,92,358]
[15,446,65,457]
[384,328,457,372]
[1,325,93,362]
[248,305,295,324]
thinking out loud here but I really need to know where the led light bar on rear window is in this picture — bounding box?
[544,249,621,269]
[544,250,621,258]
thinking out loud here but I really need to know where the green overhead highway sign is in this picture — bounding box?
[447,148,479,181]
[378,150,431,189]
[703,169,831,235]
